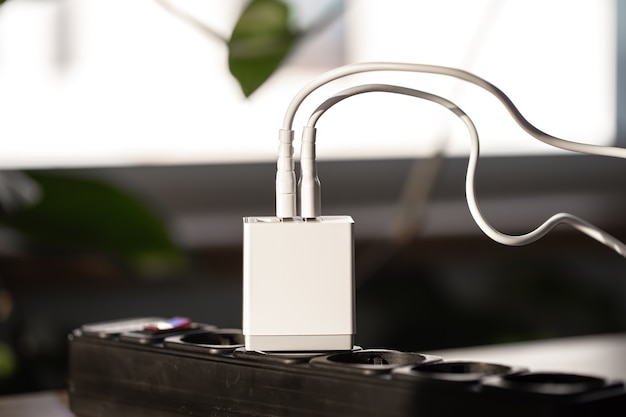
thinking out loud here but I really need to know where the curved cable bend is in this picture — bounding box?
[286,62,626,160]
[305,83,626,258]
[277,61,626,219]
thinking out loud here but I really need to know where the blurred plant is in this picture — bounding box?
[0,171,187,277]
[228,0,298,97]
[157,0,343,97]
[0,341,15,380]
[0,0,340,276]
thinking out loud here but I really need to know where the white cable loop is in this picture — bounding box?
[303,83,626,258]
[284,62,626,160]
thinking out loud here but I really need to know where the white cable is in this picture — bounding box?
[277,62,626,219]
[298,126,321,218]
[302,83,626,258]
[284,62,626,159]
[276,129,296,218]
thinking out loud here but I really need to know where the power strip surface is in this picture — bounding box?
[68,317,625,417]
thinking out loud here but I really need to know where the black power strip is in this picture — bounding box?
[67,317,625,417]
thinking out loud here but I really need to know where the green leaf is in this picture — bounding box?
[1,172,187,276]
[228,0,298,97]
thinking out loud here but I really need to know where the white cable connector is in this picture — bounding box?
[275,129,296,218]
[298,126,322,218]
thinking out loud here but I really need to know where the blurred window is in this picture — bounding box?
[0,0,617,168]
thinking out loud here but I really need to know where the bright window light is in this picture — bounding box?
[0,0,616,168]
[342,0,616,159]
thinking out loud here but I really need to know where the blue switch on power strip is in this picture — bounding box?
[242,216,355,352]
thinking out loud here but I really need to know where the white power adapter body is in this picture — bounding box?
[243,216,355,351]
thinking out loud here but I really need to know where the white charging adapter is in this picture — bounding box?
[243,215,355,351]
